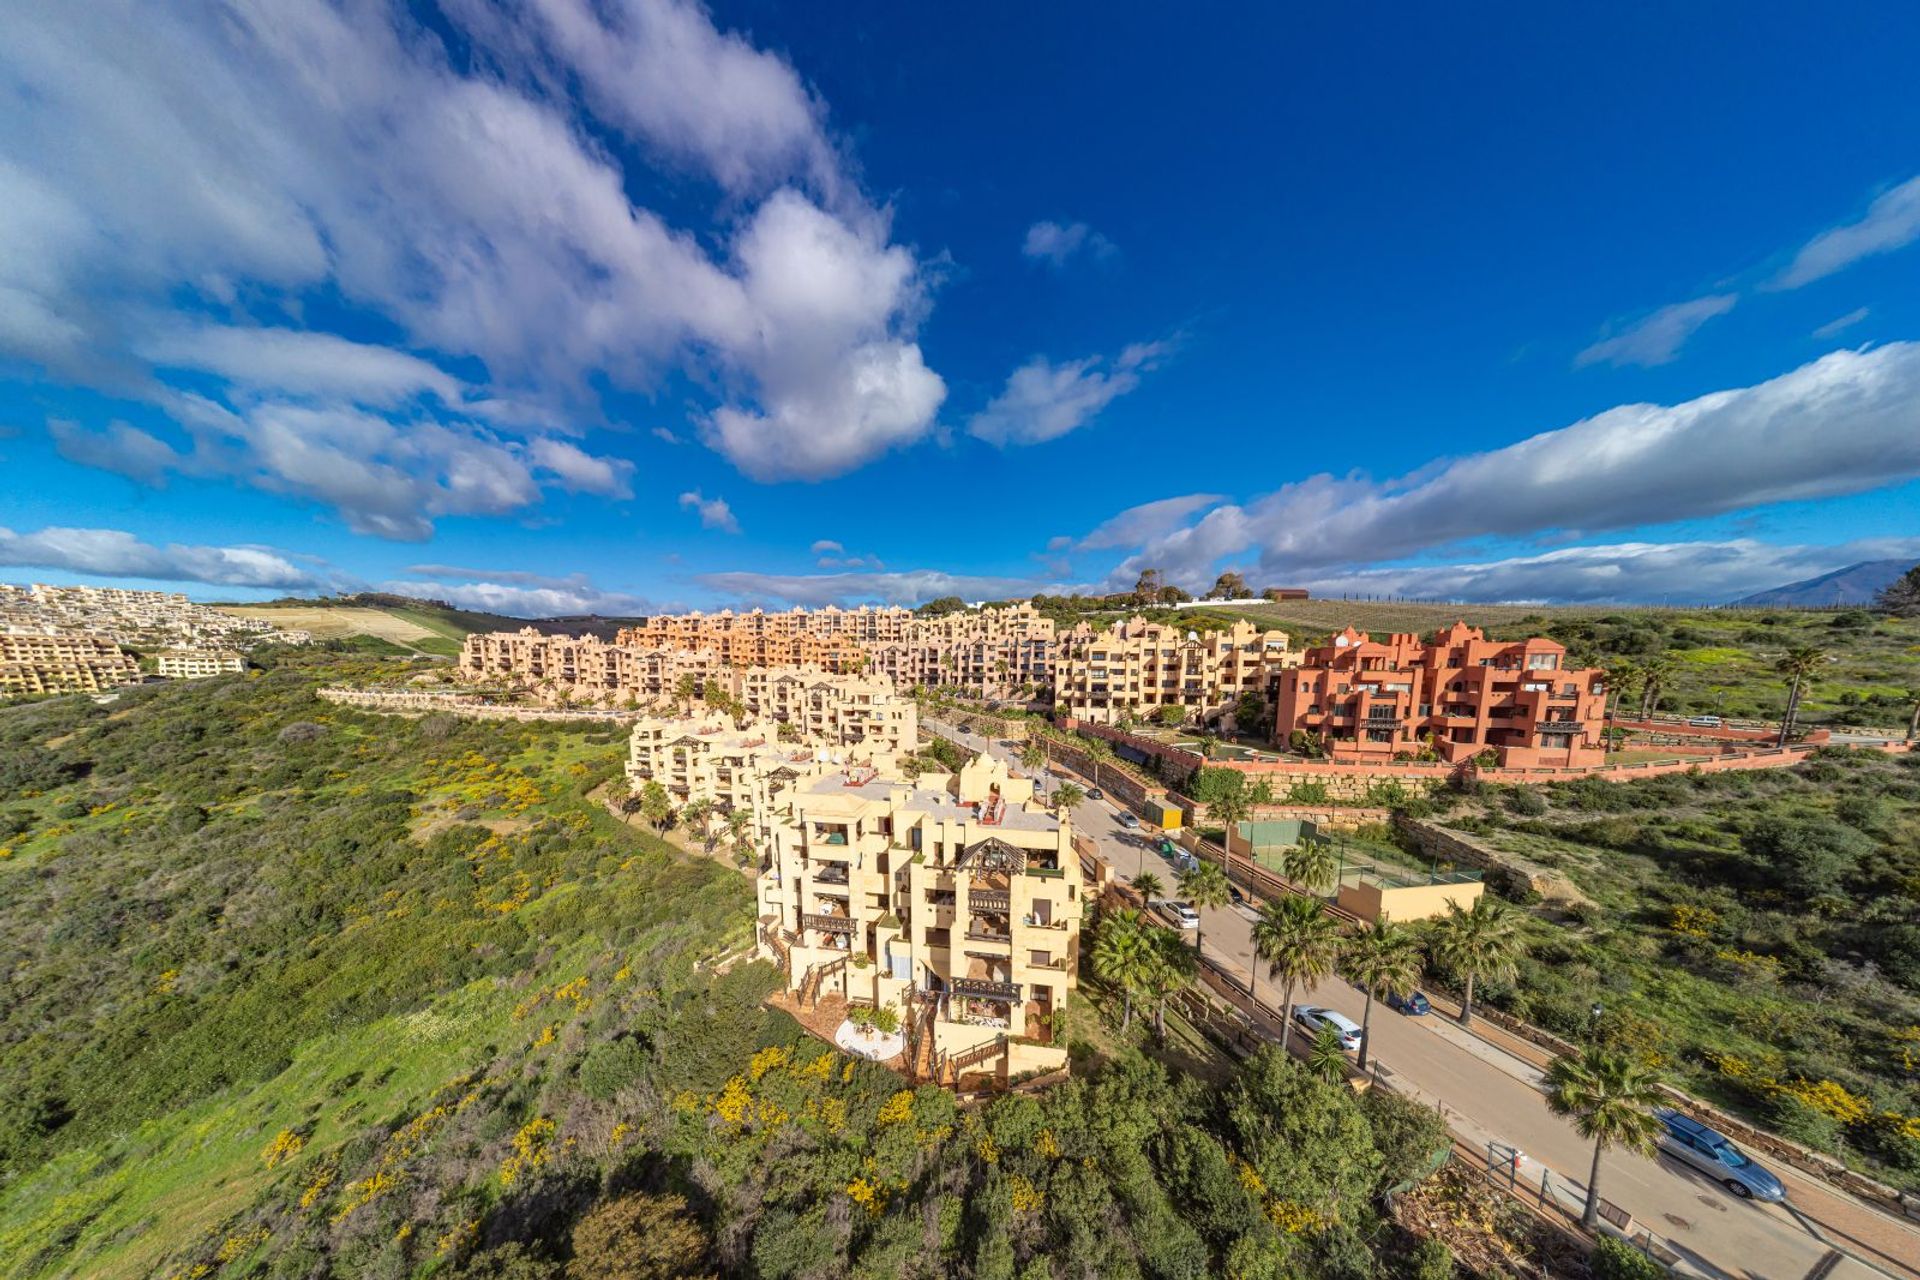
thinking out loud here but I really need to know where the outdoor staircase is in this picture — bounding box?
[941,1033,1006,1087]
[906,995,940,1083]
[798,954,846,1010]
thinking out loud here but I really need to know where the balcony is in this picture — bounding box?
[1535,720,1585,736]
[951,976,1021,1001]
[813,864,850,886]
[802,912,857,935]
[969,888,1011,912]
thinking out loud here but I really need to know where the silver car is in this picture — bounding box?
[1654,1109,1786,1202]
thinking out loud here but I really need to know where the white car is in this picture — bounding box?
[1115,811,1141,830]
[1157,900,1201,930]
[1293,1007,1363,1052]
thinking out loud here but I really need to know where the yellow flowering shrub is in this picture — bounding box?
[847,1176,886,1214]
[260,1128,306,1168]
[499,1117,556,1187]
[1267,1200,1327,1234]
[1779,1078,1870,1125]
[1008,1174,1045,1214]
[875,1090,916,1127]
[1034,1128,1062,1160]
[1667,904,1719,938]
[749,1045,791,1081]
[214,1226,270,1262]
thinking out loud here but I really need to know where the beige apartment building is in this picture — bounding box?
[620,604,915,649]
[865,603,1056,699]
[752,751,1079,1085]
[0,632,143,698]
[156,649,247,679]
[1051,616,1297,727]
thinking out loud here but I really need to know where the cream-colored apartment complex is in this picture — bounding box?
[156,649,248,679]
[461,628,916,752]
[865,603,1056,698]
[1051,616,1298,727]
[0,632,143,698]
[618,604,915,650]
[0,583,309,649]
[718,743,1079,1085]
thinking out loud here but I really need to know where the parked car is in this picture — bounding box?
[1386,989,1431,1016]
[1687,715,1724,728]
[1158,900,1201,930]
[1654,1109,1785,1201]
[1087,787,1105,800]
[1115,811,1141,831]
[1292,1007,1364,1052]
[1228,884,1247,906]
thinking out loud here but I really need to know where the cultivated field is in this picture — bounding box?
[217,604,461,655]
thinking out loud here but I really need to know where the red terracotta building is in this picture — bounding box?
[1272,622,1607,767]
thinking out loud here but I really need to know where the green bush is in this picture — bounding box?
[1589,1236,1665,1280]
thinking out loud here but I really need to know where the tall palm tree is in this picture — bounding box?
[1306,1024,1350,1084]
[606,775,634,823]
[673,673,700,713]
[1212,788,1252,885]
[1080,734,1113,789]
[1178,860,1232,965]
[1341,918,1423,1071]
[1251,895,1343,1050]
[1019,741,1047,774]
[1429,895,1525,1027]
[1092,909,1154,1032]
[1907,686,1920,744]
[1637,655,1676,720]
[1144,925,1198,1043]
[1775,645,1827,746]
[1544,1047,1668,1229]
[1131,871,1164,902]
[726,808,756,861]
[1601,658,1641,727]
[1281,835,1340,896]
[680,798,718,854]
[1051,780,1085,825]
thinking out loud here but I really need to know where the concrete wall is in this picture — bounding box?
[1336,877,1483,923]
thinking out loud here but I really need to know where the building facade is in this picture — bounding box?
[0,632,143,698]
[156,649,247,679]
[1050,616,1297,727]
[1271,623,1607,767]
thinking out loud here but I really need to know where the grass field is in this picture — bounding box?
[217,605,465,656]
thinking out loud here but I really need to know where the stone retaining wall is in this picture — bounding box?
[318,687,631,724]
[1393,816,1590,906]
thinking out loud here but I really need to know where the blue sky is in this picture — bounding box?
[3,1,1919,615]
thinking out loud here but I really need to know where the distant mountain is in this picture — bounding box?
[1730,559,1917,608]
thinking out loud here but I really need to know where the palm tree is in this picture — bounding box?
[639,780,672,833]
[1051,781,1085,827]
[1341,918,1422,1071]
[1281,835,1340,896]
[1131,871,1164,902]
[1019,741,1047,774]
[1775,645,1827,746]
[1907,686,1920,744]
[1177,860,1232,965]
[672,673,700,712]
[726,808,756,862]
[606,775,634,823]
[1251,895,1343,1050]
[1601,658,1641,727]
[1306,1024,1350,1084]
[1429,895,1525,1027]
[1637,655,1676,720]
[1092,909,1154,1032]
[1211,787,1252,885]
[1544,1047,1668,1229]
[680,798,717,854]
[1081,734,1114,789]
[1197,732,1221,761]
[1144,926,1198,1043]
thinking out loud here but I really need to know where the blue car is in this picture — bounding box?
[1654,1109,1786,1202]
[1386,989,1430,1016]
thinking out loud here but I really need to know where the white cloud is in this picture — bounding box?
[1021,220,1116,267]
[698,568,1068,608]
[968,340,1168,447]
[1071,493,1225,551]
[678,489,742,533]
[651,426,684,445]
[380,574,653,617]
[1285,536,1920,606]
[1774,175,1920,290]
[0,0,947,520]
[809,539,844,555]
[1575,294,1737,369]
[1813,307,1870,340]
[528,437,633,498]
[48,419,183,486]
[1109,343,1920,588]
[0,524,339,590]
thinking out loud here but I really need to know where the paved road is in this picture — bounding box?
[930,720,1919,1280]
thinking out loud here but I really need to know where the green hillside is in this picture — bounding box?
[0,653,1455,1279]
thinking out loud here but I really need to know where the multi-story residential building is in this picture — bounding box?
[752,751,1079,1085]
[731,668,918,751]
[628,710,819,812]
[1271,622,1607,767]
[156,649,247,679]
[0,583,309,648]
[1051,616,1297,727]
[865,603,1055,699]
[0,632,143,698]
[618,604,915,650]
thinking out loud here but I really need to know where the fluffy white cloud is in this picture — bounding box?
[528,438,633,498]
[1021,220,1116,267]
[698,568,1076,608]
[809,539,844,555]
[0,524,339,590]
[380,573,654,617]
[1070,493,1225,551]
[1575,294,1737,369]
[968,341,1167,447]
[678,489,742,534]
[1774,175,1920,290]
[48,419,183,486]
[1110,343,1920,588]
[0,0,946,524]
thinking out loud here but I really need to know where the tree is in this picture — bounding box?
[1131,870,1164,901]
[1093,909,1155,1032]
[1306,1023,1350,1083]
[568,1190,715,1280]
[1281,835,1339,895]
[726,808,757,862]
[1251,894,1343,1049]
[1208,571,1249,601]
[1341,918,1422,1071]
[1144,925,1198,1042]
[1637,654,1676,719]
[1429,895,1524,1026]
[1197,732,1220,760]
[1775,645,1827,745]
[673,673,700,711]
[639,780,673,832]
[1018,741,1046,774]
[1232,690,1266,735]
[1156,584,1192,605]
[1210,786,1252,889]
[1544,1047,1667,1230]
[917,595,968,617]
[606,775,634,824]
[680,798,717,853]
[1132,569,1163,605]
[1177,859,1232,965]
[1154,704,1188,727]
[1051,780,1085,823]
[1875,564,1920,617]
[1601,658,1642,725]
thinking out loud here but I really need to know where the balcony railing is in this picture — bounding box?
[802,912,857,935]
[813,865,850,885]
[1535,721,1585,736]
[964,928,1012,944]
[969,889,1011,912]
[951,976,1021,1001]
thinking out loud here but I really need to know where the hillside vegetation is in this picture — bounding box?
[0,654,1457,1280]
